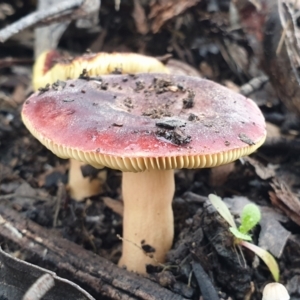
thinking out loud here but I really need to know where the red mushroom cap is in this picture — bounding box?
[22,74,266,171]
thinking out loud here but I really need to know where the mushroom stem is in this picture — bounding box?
[68,158,104,201]
[119,169,175,274]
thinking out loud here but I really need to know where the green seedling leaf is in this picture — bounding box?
[240,241,280,282]
[229,227,252,241]
[208,194,236,228]
[239,203,261,234]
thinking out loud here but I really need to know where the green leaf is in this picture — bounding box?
[240,241,280,282]
[229,227,252,241]
[239,203,261,234]
[208,194,236,228]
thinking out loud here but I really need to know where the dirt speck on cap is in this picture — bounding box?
[101,82,108,90]
[182,89,195,109]
[135,80,145,91]
[238,133,255,145]
[111,67,122,74]
[79,68,90,80]
[188,113,199,121]
[128,73,138,79]
[142,106,172,119]
[155,127,191,145]
[38,83,50,94]
[124,97,133,109]
[177,83,186,91]
[52,80,66,91]
[155,117,186,129]
[112,122,123,127]
[152,77,174,94]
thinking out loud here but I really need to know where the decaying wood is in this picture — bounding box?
[0,204,185,300]
[236,0,300,116]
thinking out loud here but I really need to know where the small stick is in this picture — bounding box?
[53,182,66,227]
[276,19,291,56]
[0,0,84,43]
[22,274,55,300]
[0,193,53,202]
[239,75,269,96]
[0,57,33,68]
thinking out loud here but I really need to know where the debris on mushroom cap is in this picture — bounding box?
[33,50,169,91]
[22,73,266,172]
[262,283,290,300]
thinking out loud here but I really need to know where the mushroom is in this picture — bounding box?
[33,50,169,200]
[33,50,169,90]
[262,283,290,300]
[22,73,266,273]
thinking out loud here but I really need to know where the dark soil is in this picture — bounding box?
[1,0,300,299]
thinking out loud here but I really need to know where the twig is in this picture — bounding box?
[276,19,291,56]
[0,193,52,202]
[115,0,121,11]
[0,0,84,43]
[239,75,269,96]
[53,182,65,227]
[0,57,33,68]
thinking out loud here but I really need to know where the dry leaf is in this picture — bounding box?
[149,0,201,33]
[269,179,300,226]
[102,197,123,216]
[132,0,149,35]
[243,156,277,180]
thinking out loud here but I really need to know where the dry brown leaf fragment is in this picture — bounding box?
[132,0,149,35]
[102,197,123,216]
[269,179,300,226]
[243,156,277,180]
[265,122,281,140]
[11,84,27,105]
[0,3,14,20]
[149,0,201,33]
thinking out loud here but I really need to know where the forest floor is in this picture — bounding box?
[1,0,300,299]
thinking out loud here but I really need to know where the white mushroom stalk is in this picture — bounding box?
[119,169,174,273]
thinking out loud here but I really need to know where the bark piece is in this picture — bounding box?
[269,179,300,226]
